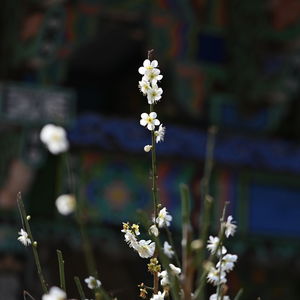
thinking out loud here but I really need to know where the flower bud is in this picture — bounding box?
[149,224,159,237]
[144,145,152,152]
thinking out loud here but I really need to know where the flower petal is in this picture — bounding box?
[149,112,157,119]
[141,113,148,119]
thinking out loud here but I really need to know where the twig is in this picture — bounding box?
[23,290,36,300]
[233,288,243,300]
[17,193,48,294]
[57,250,66,292]
[74,276,86,300]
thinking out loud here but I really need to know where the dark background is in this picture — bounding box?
[0,0,300,299]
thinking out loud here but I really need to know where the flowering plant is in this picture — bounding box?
[16,51,241,300]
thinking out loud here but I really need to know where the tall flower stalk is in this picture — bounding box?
[139,50,165,294]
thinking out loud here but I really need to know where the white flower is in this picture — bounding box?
[55,194,76,215]
[209,294,230,300]
[144,145,152,152]
[146,84,163,104]
[158,270,169,286]
[207,267,227,286]
[138,59,159,75]
[140,112,160,131]
[124,231,139,250]
[84,276,101,289]
[163,241,174,258]
[143,68,163,85]
[216,254,238,272]
[40,124,69,155]
[136,240,155,258]
[17,228,31,246]
[139,79,151,95]
[224,216,237,238]
[150,291,165,300]
[149,224,159,237]
[42,286,66,300]
[156,207,172,228]
[207,236,226,256]
[155,124,165,143]
[158,264,181,287]
[169,264,181,276]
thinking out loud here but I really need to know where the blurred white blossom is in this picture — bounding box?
[209,294,230,300]
[163,241,174,258]
[150,291,165,300]
[144,145,152,152]
[149,224,159,237]
[42,286,66,300]
[169,264,181,276]
[55,194,76,215]
[40,124,69,155]
[224,216,237,238]
[155,124,165,143]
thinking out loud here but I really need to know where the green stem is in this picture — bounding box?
[17,193,48,293]
[64,154,98,278]
[180,184,193,300]
[150,104,158,219]
[77,213,97,277]
[233,289,243,300]
[196,126,217,300]
[74,276,86,300]
[56,250,66,292]
[149,101,159,294]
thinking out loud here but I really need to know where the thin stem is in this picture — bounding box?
[196,126,217,300]
[180,184,193,300]
[216,242,224,300]
[17,193,48,293]
[56,250,66,292]
[74,276,86,300]
[77,213,97,277]
[150,104,158,219]
[64,154,98,278]
[23,291,36,300]
[233,289,243,300]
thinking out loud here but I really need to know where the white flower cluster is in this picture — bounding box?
[138,59,166,150]
[121,222,155,259]
[206,216,237,300]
